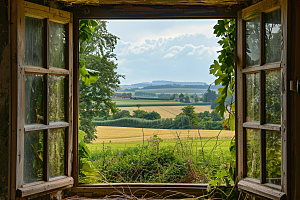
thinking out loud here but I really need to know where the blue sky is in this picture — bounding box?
[105,19,221,85]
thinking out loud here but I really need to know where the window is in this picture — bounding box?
[13,1,73,197]
[237,0,287,199]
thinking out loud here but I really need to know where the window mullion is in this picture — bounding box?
[260,70,266,184]
[43,18,50,182]
[260,12,265,66]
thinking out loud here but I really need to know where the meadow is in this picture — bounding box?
[85,126,235,184]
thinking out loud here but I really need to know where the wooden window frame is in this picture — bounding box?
[11,1,74,198]
[236,0,288,199]
[69,4,242,198]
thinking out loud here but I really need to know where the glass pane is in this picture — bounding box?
[266,70,281,124]
[247,129,260,179]
[49,22,66,69]
[246,16,260,67]
[25,74,44,124]
[25,17,44,67]
[265,9,281,64]
[49,76,65,122]
[246,73,260,122]
[24,132,43,184]
[49,129,65,177]
[266,131,281,185]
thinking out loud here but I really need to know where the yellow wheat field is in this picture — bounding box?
[94,126,234,143]
[119,105,213,118]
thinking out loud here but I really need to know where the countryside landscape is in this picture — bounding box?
[78,19,237,186]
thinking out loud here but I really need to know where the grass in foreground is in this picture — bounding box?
[84,127,235,184]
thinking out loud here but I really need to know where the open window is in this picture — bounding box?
[11,1,73,198]
[236,0,287,199]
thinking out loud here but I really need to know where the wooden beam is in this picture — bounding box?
[236,10,246,181]
[242,0,281,20]
[16,177,74,197]
[72,16,79,187]
[238,179,286,200]
[70,4,242,19]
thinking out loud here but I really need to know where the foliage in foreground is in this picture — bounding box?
[80,131,235,184]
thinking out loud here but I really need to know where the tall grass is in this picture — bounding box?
[85,130,234,184]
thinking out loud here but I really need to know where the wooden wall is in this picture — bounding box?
[0,0,10,199]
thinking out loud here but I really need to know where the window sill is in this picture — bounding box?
[71,183,208,198]
[17,177,74,197]
[238,178,286,200]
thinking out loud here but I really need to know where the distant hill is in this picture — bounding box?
[121,80,207,88]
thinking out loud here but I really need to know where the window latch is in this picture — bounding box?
[290,79,300,94]
[298,78,300,94]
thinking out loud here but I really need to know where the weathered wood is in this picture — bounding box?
[62,0,250,6]
[238,179,286,200]
[243,122,281,132]
[66,21,74,177]
[242,0,281,20]
[13,0,26,192]
[260,13,266,66]
[236,10,245,181]
[16,177,74,197]
[10,0,22,197]
[260,71,266,184]
[43,130,49,181]
[242,62,281,73]
[72,16,79,187]
[280,0,288,196]
[24,1,70,24]
[24,122,69,132]
[71,183,208,198]
[71,4,242,19]
[24,66,69,75]
[289,0,300,199]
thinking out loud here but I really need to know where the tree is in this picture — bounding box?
[79,20,124,143]
[179,93,185,102]
[180,106,198,126]
[184,96,191,103]
[132,110,161,120]
[194,95,199,102]
[203,88,217,103]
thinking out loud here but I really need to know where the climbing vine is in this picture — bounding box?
[210,19,236,131]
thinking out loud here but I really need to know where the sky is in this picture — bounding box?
[105,19,221,85]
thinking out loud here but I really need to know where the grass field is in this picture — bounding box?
[113,99,210,107]
[119,105,213,118]
[93,126,234,143]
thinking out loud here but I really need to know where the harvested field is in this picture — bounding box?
[94,126,234,143]
[119,105,213,118]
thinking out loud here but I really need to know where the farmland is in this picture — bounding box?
[118,105,213,118]
[93,126,234,143]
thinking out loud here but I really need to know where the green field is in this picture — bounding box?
[87,138,232,155]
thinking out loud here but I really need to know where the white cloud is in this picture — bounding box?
[163,53,175,59]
